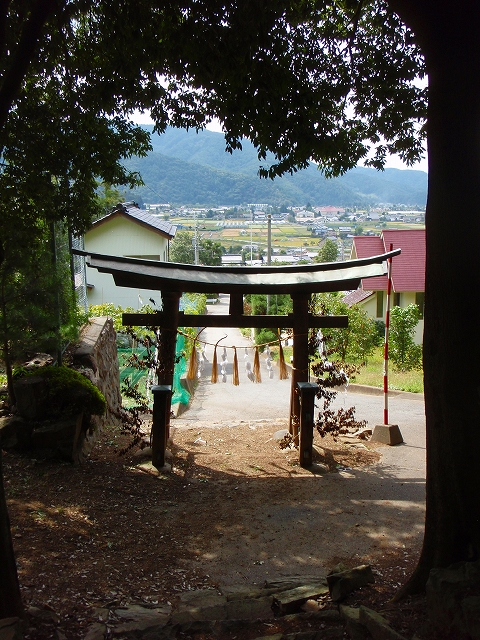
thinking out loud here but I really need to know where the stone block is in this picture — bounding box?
[0,415,33,450]
[226,596,274,620]
[327,565,374,602]
[339,605,371,640]
[171,590,227,624]
[112,604,171,636]
[371,424,403,445]
[272,582,329,615]
[0,617,23,640]
[31,413,84,462]
[359,606,407,640]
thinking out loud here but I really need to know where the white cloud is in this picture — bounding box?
[382,152,428,173]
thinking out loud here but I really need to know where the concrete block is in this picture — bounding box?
[371,424,403,445]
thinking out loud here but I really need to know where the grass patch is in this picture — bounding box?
[350,347,424,393]
[266,345,423,393]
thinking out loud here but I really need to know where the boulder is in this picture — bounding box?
[359,606,408,640]
[426,560,480,639]
[31,413,85,462]
[13,376,49,420]
[327,565,375,602]
[21,353,53,370]
[0,415,33,450]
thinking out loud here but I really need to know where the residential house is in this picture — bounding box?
[345,229,425,343]
[221,255,245,266]
[84,202,177,308]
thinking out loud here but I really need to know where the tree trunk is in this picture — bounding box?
[0,449,23,618]
[389,0,480,596]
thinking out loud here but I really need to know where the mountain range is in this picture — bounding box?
[123,126,427,208]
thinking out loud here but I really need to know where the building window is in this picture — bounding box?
[376,291,384,318]
[415,291,425,319]
[393,292,401,307]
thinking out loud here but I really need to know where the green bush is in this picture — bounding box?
[374,320,386,345]
[389,304,423,371]
[313,292,378,363]
[255,329,279,351]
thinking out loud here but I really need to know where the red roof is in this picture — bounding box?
[352,229,425,292]
[343,289,374,306]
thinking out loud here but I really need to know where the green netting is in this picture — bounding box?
[172,334,190,405]
[118,347,149,386]
[118,334,190,408]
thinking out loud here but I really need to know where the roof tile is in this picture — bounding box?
[352,229,425,292]
[93,202,177,238]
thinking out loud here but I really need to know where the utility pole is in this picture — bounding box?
[250,208,254,264]
[267,213,272,314]
[194,210,199,265]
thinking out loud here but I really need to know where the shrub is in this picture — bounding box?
[313,292,378,363]
[389,304,423,371]
[255,329,278,351]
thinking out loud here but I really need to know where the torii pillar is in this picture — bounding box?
[289,292,311,441]
[155,291,181,438]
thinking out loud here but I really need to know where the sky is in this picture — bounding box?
[131,111,428,173]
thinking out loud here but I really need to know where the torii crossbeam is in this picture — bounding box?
[76,248,400,468]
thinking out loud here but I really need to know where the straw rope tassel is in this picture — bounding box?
[187,339,198,380]
[211,345,218,383]
[253,346,262,383]
[278,336,288,380]
[232,347,240,386]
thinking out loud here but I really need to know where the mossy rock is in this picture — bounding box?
[14,366,106,419]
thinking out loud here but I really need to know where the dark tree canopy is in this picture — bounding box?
[157,0,427,177]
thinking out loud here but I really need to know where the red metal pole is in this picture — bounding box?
[383,243,393,425]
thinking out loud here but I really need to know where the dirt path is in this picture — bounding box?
[173,294,426,588]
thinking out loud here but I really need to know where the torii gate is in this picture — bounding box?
[78,248,399,468]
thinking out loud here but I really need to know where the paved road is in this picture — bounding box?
[178,293,426,480]
[177,293,291,424]
[330,387,426,482]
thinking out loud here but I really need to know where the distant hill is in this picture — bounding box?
[123,126,427,207]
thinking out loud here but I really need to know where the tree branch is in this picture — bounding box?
[0,0,12,62]
[0,0,59,132]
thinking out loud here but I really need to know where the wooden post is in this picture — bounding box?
[297,382,318,468]
[229,293,244,315]
[289,293,311,439]
[156,291,181,440]
[151,385,171,469]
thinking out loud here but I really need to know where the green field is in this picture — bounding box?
[170,216,424,256]
[173,218,325,254]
